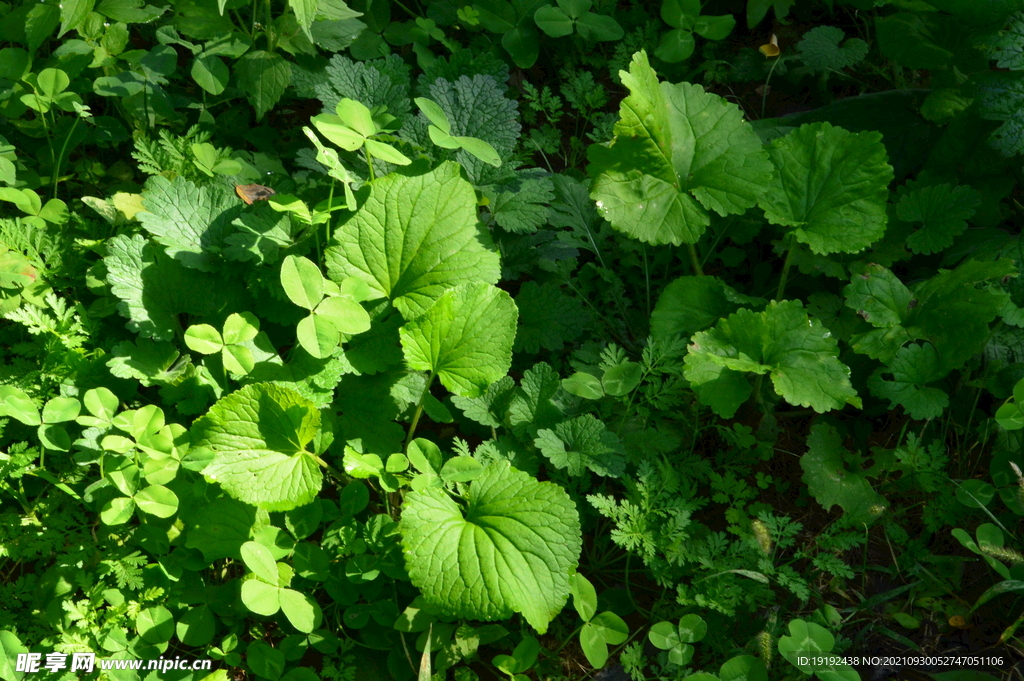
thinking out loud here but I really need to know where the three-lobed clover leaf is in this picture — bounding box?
[570,573,629,668]
[648,613,707,666]
[184,312,261,375]
[683,300,861,417]
[415,96,502,167]
[280,254,371,359]
[588,50,773,246]
[399,462,582,634]
[311,97,411,166]
[778,619,858,681]
[0,386,81,452]
[239,540,323,633]
[655,0,736,63]
[534,0,624,42]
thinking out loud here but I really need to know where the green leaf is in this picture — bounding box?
[684,300,861,417]
[502,25,540,68]
[234,50,291,121]
[801,423,887,522]
[661,0,699,26]
[758,122,894,255]
[59,0,95,37]
[191,53,229,95]
[26,3,60,53]
[185,497,260,561]
[400,283,518,398]
[241,578,282,615]
[654,28,695,63]
[440,456,484,483]
[0,386,40,426]
[296,314,339,359]
[867,343,949,420]
[895,181,980,255]
[648,622,681,649]
[137,606,174,644]
[534,5,573,37]
[579,622,610,668]
[280,588,322,633]
[326,162,500,319]
[248,641,286,680]
[590,611,628,644]
[796,26,868,72]
[185,324,224,354]
[602,362,641,396]
[455,135,502,167]
[652,275,765,341]
[135,484,179,517]
[533,415,624,477]
[41,396,80,424]
[574,12,622,41]
[415,97,452,134]
[513,281,590,353]
[844,264,913,329]
[241,540,280,584]
[400,462,582,634]
[223,312,260,344]
[315,296,370,334]
[588,51,773,245]
[289,0,319,40]
[570,572,598,622]
[561,372,604,400]
[192,384,322,511]
[176,605,216,646]
[100,496,136,525]
[281,255,325,310]
[136,175,242,272]
[693,14,735,40]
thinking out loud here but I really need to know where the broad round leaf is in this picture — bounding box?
[281,255,325,310]
[241,540,280,584]
[137,606,174,644]
[297,313,340,359]
[534,5,573,37]
[400,283,518,398]
[135,484,179,518]
[100,496,135,525]
[588,51,772,245]
[248,641,286,681]
[42,396,80,423]
[677,613,707,642]
[326,162,500,320]
[0,386,41,426]
[648,622,681,649]
[192,384,322,511]
[654,28,695,63]
[562,372,604,399]
[579,622,610,668]
[570,573,598,622]
[439,456,484,483]
[184,324,224,354]
[222,311,260,344]
[575,12,623,41]
[83,387,119,422]
[590,611,628,644]
[602,362,642,396]
[758,122,894,255]
[38,424,72,451]
[400,462,582,634]
[720,655,769,681]
[694,14,735,40]
[241,579,282,616]
[191,53,229,95]
[176,605,216,646]
[280,588,322,633]
[223,344,256,375]
[315,295,370,335]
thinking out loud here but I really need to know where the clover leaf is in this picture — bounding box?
[415,96,502,167]
[185,312,261,375]
[311,97,411,166]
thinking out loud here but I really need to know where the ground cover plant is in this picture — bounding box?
[2,0,1024,680]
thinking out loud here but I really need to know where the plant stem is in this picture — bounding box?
[404,371,436,449]
[364,147,375,181]
[775,235,795,301]
[687,243,704,276]
[761,56,783,120]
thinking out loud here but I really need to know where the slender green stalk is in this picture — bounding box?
[404,371,436,449]
[687,243,704,276]
[761,55,783,119]
[364,147,375,181]
[775,235,795,301]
